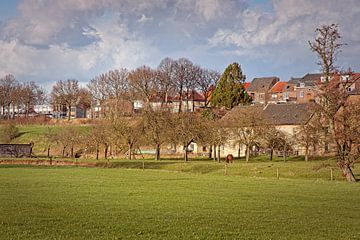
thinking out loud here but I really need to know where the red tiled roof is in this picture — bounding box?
[244,82,251,90]
[270,81,287,93]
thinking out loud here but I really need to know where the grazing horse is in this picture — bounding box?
[226,154,234,163]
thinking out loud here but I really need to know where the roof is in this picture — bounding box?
[263,103,313,125]
[244,82,251,90]
[170,91,206,102]
[270,82,287,93]
[299,73,322,87]
[222,103,313,126]
[247,77,279,93]
[288,77,302,84]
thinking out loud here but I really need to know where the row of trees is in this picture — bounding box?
[49,58,223,121]
[0,75,45,119]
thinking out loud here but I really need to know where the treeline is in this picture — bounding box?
[0,75,45,119]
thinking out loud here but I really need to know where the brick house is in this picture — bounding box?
[247,77,279,104]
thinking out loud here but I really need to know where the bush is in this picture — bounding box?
[0,124,20,143]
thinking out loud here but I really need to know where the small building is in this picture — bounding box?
[247,77,279,104]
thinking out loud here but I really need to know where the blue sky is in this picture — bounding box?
[0,0,359,89]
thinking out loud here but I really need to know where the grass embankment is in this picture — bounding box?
[10,124,90,154]
[3,156,358,182]
[0,167,359,239]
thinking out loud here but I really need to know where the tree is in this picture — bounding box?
[308,24,344,82]
[171,112,206,161]
[0,74,18,119]
[226,107,264,162]
[20,81,45,116]
[197,68,220,107]
[294,119,322,162]
[87,121,112,160]
[128,66,159,109]
[142,109,172,160]
[309,24,358,181]
[261,126,286,161]
[51,79,80,120]
[210,63,251,109]
[158,58,176,107]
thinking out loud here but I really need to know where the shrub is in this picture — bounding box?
[0,124,20,143]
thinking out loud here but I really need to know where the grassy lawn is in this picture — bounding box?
[0,166,359,239]
[11,125,90,154]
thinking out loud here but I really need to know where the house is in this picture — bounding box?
[269,81,289,103]
[217,103,314,157]
[169,91,206,112]
[247,77,279,104]
[295,73,321,103]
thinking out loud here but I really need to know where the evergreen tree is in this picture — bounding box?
[210,62,250,109]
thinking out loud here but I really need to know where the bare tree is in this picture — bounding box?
[261,126,286,161]
[158,58,176,107]
[128,66,159,109]
[197,68,220,107]
[20,81,45,116]
[294,119,322,161]
[226,107,265,162]
[309,24,358,181]
[170,112,206,161]
[309,24,344,82]
[51,79,80,120]
[142,109,172,160]
[0,74,18,119]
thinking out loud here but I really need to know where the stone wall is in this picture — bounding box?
[0,144,33,158]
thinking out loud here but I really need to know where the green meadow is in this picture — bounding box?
[0,166,359,240]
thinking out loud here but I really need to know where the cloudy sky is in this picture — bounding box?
[0,0,359,89]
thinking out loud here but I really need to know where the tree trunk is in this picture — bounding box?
[245,145,250,162]
[184,145,188,162]
[305,145,309,162]
[340,165,357,182]
[47,146,50,158]
[70,146,74,158]
[270,148,273,161]
[67,105,71,121]
[104,145,108,159]
[62,146,66,157]
[238,143,241,158]
[155,143,161,161]
[283,144,287,162]
[213,145,217,161]
[96,147,99,160]
[208,145,212,159]
[217,145,221,163]
[128,144,132,160]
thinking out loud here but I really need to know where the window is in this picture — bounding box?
[259,93,264,99]
[272,94,277,100]
[300,91,304,98]
[283,92,289,100]
[299,82,305,87]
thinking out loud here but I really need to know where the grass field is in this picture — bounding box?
[0,166,359,239]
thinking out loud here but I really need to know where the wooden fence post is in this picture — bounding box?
[224,163,227,175]
[330,168,333,181]
[277,168,279,180]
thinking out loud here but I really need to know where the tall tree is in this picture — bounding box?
[128,66,158,109]
[309,24,358,181]
[308,24,344,82]
[197,68,220,107]
[0,74,18,119]
[158,58,176,107]
[51,79,80,120]
[210,62,250,109]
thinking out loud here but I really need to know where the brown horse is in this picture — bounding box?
[226,154,234,163]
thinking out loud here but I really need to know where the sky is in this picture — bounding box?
[0,0,359,90]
